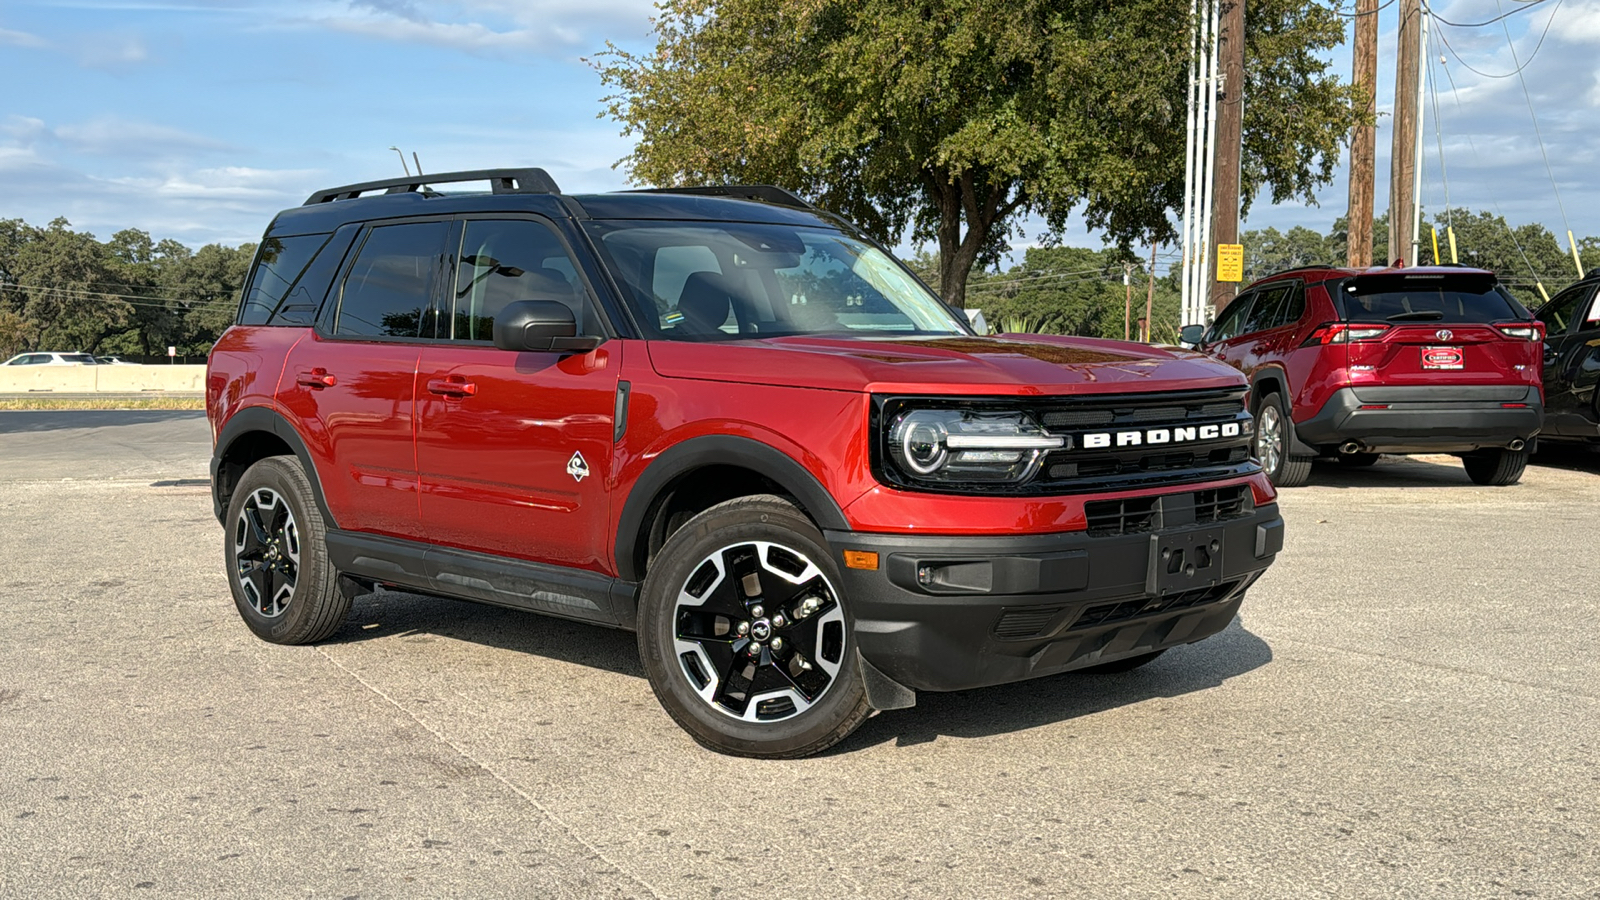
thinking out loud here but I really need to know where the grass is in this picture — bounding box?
[0,397,205,411]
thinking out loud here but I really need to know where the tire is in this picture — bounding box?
[224,457,352,645]
[637,495,871,758]
[1254,392,1312,487]
[1462,447,1530,486]
[1075,649,1166,674]
[1337,452,1381,467]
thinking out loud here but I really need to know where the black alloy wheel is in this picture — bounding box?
[638,495,871,758]
[234,487,300,618]
[224,457,353,645]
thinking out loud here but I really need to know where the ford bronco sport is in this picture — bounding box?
[207,169,1284,757]
[1181,265,1544,487]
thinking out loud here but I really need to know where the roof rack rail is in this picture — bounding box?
[629,184,816,212]
[303,168,561,206]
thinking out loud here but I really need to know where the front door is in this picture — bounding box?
[414,217,620,573]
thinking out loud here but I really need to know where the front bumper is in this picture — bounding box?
[825,499,1282,694]
[1295,385,1542,454]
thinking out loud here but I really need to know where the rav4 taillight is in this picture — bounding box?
[1301,322,1390,347]
[1495,323,1544,341]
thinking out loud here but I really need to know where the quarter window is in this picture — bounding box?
[335,223,448,339]
[240,234,331,326]
[450,220,597,342]
[1534,286,1587,335]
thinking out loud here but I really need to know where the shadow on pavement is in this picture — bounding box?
[834,616,1272,752]
[1529,443,1600,474]
[0,409,205,434]
[1291,454,1473,489]
[333,589,1272,752]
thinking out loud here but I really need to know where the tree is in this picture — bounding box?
[7,219,132,353]
[1240,225,1338,283]
[594,0,1361,308]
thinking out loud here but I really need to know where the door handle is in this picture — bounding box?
[296,368,336,388]
[427,377,478,398]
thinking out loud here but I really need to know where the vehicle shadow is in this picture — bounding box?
[832,616,1273,753]
[1294,454,1472,488]
[333,589,1273,752]
[0,409,204,434]
[1530,443,1600,474]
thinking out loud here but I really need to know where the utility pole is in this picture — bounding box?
[1207,0,1245,314]
[1388,0,1422,266]
[1347,0,1378,267]
[1145,243,1156,342]
[1124,263,1133,341]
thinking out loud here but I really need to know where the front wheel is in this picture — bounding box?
[637,495,871,758]
[1462,447,1529,486]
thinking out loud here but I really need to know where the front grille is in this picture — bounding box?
[1082,485,1254,537]
[1070,582,1238,630]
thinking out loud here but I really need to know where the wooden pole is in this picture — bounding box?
[1124,263,1133,341]
[1208,0,1245,313]
[1389,0,1422,266]
[1347,0,1378,267]
[1145,243,1157,342]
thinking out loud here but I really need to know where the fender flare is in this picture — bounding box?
[211,405,337,528]
[613,435,850,583]
[1248,366,1318,457]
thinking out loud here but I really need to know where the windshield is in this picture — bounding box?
[1336,273,1527,323]
[585,221,968,340]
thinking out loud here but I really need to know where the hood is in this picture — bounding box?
[646,334,1247,396]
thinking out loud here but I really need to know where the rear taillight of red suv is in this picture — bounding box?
[1494,323,1544,341]
[1301,323,1389,346]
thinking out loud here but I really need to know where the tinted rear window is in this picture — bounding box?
[239,234,332,326]
[1335,273,1525,323]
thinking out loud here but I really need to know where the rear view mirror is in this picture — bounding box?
[1179,324,1206,346]
[492,300,600,353]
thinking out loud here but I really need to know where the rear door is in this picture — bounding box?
[413,216,620,573]
[277,219,450,538]
[1337,271,1541,389]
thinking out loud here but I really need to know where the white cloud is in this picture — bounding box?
[301,0,656,58]
[0,26,50,48]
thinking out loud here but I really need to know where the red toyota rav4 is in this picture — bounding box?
[1180,265,1544,487]
[208,169,1284,757]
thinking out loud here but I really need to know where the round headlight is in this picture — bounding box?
[893,413,950,475]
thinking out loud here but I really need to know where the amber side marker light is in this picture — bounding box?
[843,550,880,570]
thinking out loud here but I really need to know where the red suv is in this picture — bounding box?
[208,169,1284,757]
[1181,266,1544,487]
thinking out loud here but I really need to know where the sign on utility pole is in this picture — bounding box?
[1216,244,1244,283]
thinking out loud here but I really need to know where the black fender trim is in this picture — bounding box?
[1249,367,1318,457]
[613,435,851,583]
[211,406,336,528]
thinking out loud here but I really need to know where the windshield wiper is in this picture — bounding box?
[1385,310,1446,321]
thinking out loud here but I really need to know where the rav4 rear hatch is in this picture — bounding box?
[1325,270,1540,388]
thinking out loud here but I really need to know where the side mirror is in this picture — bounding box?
[492,300,601,353]
[1178,324,1206,346]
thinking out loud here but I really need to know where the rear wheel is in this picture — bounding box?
[1337,452,1381,467]
[1254,392,1312,487]
[1462,447,1530,486]
[225,457,351,644]
[637,495,870,758]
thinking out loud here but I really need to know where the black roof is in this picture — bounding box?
[268,168,838,237]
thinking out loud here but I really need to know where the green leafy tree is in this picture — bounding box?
[594,0,1361,308]
[7,219,132,353]
[1240,225,1339,282]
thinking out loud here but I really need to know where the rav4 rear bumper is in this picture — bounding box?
[824,500,1282,694]
[1294,386,1542,454]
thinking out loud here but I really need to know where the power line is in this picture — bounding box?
[1433,0,1560,79]
[1430,0,1551,28]
[1496,0,1573,244]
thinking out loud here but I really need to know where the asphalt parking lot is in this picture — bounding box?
[1,411,1597,898]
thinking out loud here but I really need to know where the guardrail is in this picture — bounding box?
[0,364,206,393]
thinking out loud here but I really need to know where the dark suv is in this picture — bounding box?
[1531,270,1600,444]
[208,169,1284,757]
[1181,266,1544,487]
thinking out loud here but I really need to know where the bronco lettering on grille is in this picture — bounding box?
[1081,422,1242,450]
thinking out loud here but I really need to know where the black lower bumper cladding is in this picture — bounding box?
[826,501,1282,695]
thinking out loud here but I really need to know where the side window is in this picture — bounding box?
[1243,285,1290,334]
[334,222,448,339]
[1276,282,1306,328]
[239,234,331,326]
[1535,286,1587,335]
[1582,288,1600,330]
[450,219,599,342]
[1207,294,1255,343]
[268,225,358,327]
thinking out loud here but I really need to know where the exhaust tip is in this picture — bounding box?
[1339,441,1362,455]
[1507,439,1525,451]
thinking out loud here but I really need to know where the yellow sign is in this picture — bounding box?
[1216,243,1244,283]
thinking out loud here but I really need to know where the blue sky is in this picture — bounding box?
[0,0,1594,267]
